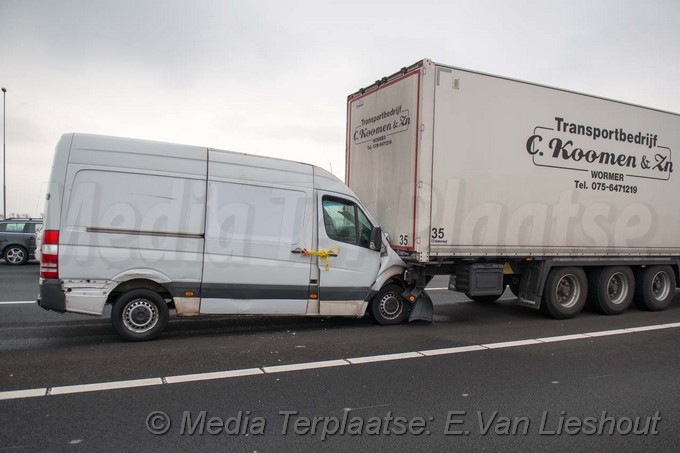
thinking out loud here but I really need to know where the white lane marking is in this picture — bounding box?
[482,339,543,349]
[0,388,47,400]
[165,368,263,384]
[263,359,349,374]
[419,345,487,356]
[347,352,423,364]
[49,378,163,395]
[2,321,680,401]
[536,333,589,343]
[0,301,35,305]
[583,329,632,338]
[626,323,680,332]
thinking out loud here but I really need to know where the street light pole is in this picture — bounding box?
[1,87,5,220]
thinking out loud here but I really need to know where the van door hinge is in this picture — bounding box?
[419,124,425,132]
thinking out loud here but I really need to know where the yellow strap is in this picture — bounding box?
[301,246,340,271]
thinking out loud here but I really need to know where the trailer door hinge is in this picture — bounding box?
[419,124,425,132]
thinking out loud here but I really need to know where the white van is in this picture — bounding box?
[37,134,432,341]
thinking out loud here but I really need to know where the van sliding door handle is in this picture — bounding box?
[291,248,303,254]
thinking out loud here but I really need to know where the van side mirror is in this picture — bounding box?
[369,226,382,251]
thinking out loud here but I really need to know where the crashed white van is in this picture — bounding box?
[38,134,432,341]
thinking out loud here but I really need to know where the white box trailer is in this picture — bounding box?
[347,58,680,318]
[38,134,430,341]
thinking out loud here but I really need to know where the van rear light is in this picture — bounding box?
[40,230,59,279]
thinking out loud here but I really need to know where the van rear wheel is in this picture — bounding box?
[111,289,169,341]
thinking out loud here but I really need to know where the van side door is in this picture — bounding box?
[316,193,381,315]
[200,152,314,314]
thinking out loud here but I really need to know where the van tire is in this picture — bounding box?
[4,245,28,265]
[371,284,409,325]
[633,266,676,311]
[111,289,169,341]
[541,267,587,319]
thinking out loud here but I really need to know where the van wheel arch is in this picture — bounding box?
[383,277,406,289]
[107,279,172,306]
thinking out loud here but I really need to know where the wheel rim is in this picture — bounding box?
[6,247,25,264]
[555,274,580,308]
[651,271,671,301]
[122,299,159,333]
[606,272,629,305]
[379,292,404,320]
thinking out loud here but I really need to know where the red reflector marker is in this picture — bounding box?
[40,230,60,279]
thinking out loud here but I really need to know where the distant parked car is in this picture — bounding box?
[0,218,43,265]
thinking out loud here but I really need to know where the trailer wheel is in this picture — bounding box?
[541,267,587,319]
[588,266,634,315]
[111,289,169,341]
[633,266,676,311]
[371,284,409,325]
[468,294,500,303]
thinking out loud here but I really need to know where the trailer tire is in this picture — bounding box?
[468,295,500,303]
[633,266,676,311]
[587,266,634,315]
[111,289,169,341]
[541,267,587,319]
[371,284,409,325]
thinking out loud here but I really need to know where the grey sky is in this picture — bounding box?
[1,0,678,216]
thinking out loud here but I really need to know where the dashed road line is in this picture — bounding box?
[1,321,679,401]
[346,352,423,364]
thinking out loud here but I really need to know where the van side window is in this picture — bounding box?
[322,197,373,248]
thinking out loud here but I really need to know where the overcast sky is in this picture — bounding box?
[0,0,678,217]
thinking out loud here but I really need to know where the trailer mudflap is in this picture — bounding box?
[408,290,433,323]
[517,262,549,309]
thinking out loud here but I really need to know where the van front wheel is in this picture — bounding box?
[371,284,409,325]
[112,289,169,341]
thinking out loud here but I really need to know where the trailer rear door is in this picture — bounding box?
[346,67,422,253]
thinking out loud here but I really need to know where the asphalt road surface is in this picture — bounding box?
[2,262,680,451]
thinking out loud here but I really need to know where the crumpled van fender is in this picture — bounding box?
[371,265,406,292]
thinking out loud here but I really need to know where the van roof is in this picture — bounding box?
[68,133,341,182]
